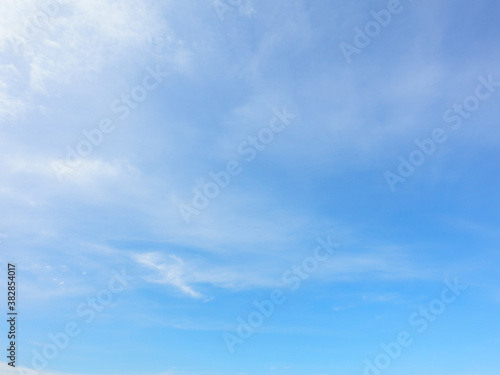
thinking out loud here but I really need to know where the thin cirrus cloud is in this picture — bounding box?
[132,252,203,298]
[130,244,433,299]
[2,0,500,374]
[0,0,171,121]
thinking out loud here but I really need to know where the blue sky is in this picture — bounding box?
[1,0,500,374]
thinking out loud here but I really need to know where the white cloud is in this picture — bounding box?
[130,243,434,301]
[51,158,140,185]
[0,0,172,121]
[133,252,202,298]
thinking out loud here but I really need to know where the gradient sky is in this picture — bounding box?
[1,0,500,374]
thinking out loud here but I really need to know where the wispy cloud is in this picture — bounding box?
[0,0,171,121]
[132,252,202,298]
[2,0,499,374]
